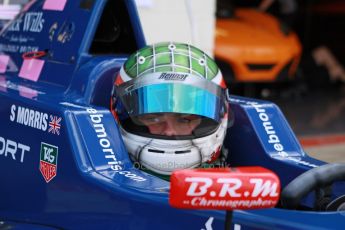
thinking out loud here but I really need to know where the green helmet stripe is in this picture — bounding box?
[123,42,219,80]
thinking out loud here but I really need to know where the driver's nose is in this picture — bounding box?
[162,120,178,136]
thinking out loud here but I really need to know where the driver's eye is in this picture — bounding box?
[139,115,163,124]
[177,117,193,124]
[146,117,161,123]
[177,115,199,124]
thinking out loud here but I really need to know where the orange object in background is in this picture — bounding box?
[215,8,302,84]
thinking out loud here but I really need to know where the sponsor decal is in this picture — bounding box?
[10,104,62,135]
[0,43,39,54]
[1,10,44,53]
[39,142,58,183]
[43,0,67,11]
[0,44,19,53]
[7,12,45,33]
[18,58,45,82]
[23,12,44,32]
[8,34,35,43]
[170,167,280,210]
[202,217,214,230]
[0,135,30,163]
[57,21,75,43]
[48,115,61,135]
[49,22,58,41]
[234,224,241,230]
[159,72,188,81]
[87,108,146,182]
[249,102,290,158]
[6,18,22,32]
[230,98,319,168]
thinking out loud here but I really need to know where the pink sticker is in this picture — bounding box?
[18,85,38,99]
[0,76,7,93]
[19,59,45,82]
[0,55,10,73]
[43,0,67,11]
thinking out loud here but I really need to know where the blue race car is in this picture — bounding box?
[1,0,345,229]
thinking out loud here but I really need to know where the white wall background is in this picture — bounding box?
[135,0,216,57]
[0,0,28,4]
[0,0,25,20]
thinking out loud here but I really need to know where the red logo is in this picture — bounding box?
[169,167,280,210]
[39,142,58,183]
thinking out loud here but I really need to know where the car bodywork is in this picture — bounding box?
[0,0,345,229]
[215,8,302,83]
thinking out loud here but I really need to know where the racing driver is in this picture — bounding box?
[111,42,231,180]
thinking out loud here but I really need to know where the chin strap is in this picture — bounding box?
[191,139,204,166]
[135,138,153,162]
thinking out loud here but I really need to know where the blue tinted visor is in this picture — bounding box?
[117,83,226,122]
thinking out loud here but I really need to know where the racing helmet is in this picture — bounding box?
[111,42,231,176]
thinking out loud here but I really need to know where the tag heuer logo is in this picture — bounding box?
[39,142,58,183]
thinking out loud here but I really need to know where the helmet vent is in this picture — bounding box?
[175,150,191,154]
[148,149,165,153]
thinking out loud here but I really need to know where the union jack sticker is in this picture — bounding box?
[48,115,62,135]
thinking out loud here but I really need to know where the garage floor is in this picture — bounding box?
[305,143,345,163]
[267,84,345,163]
